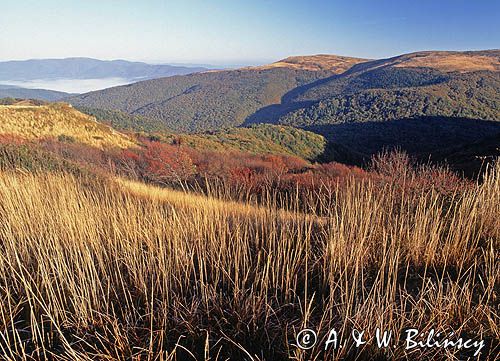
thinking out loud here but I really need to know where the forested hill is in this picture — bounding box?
[277,71,500,126]
[281,50,500,103]
[270,50,500,167]
[0,86,70,101]
[67,55,367,132]
[68,67,336,132]
[244,51,499,129]
[68,50,499,134]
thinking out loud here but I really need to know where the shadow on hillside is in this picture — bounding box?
[244,73,346,125]
[309,116,500,178]
[244,101,314,125]
[243,61,400,125]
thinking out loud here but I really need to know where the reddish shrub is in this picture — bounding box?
[229,167,256,187]
[370,149,413,178]
[141,141,196,185]
[112,148,142,179]
[39,138,108,170]
[370,150,471,195]
[281,155,309,172]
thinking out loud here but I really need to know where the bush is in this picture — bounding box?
[58,134,76,143]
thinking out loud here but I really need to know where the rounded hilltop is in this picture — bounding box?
[354,49,500,73]
[253,54,369,73]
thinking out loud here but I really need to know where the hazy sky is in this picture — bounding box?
[1,0,498,65]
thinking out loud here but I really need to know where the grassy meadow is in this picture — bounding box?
[0,157,498,360]
[0,104,136,149]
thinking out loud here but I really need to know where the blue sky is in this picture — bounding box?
[0,0,498,65]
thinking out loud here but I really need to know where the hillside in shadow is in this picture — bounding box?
[245,63,499,129]
[243,73,344,125]
[309,116,500,178]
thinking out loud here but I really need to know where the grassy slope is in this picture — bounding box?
[253,54,368,72]
[371,49,500,72]
[0,165,497,359]
[0,102,135,148]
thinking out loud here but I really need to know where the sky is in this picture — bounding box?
[0,0,498,65]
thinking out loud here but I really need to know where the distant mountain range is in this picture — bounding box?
[0,84,70,101]
[0,57,207,81]
[0,58,208,100]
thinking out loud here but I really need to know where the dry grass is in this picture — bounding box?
[251,55,368,73]
[0,164,498,360]
[0,104,135,149]
[392,52,500,73]
[252,51,499,73]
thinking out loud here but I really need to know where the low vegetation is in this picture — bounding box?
[154,124,326,160]
[0,150,498,359]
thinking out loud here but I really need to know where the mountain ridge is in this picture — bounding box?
[67,49,498,133]
[0,86,71,101]
[251,54,369,72]
[0,57,207,81]
[341,49,500,76]
[68,67,335,132]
